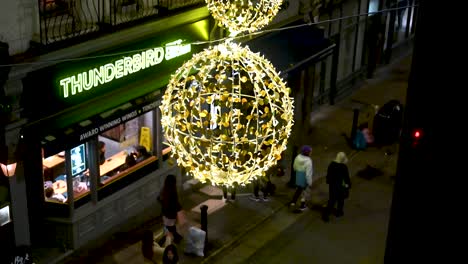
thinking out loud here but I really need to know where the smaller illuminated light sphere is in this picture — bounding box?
[205,0,283,35]
[160,41,294,186]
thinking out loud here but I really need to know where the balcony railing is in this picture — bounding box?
[37,0,206,46]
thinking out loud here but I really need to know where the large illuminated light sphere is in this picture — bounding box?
[160,41,294,186]
[205,0,283,35]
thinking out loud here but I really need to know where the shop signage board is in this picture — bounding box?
[59,39,191,99]
[22,18,210,119]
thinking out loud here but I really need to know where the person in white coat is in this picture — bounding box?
[289,145,313,211]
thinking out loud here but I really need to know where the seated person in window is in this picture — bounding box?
[134,145,151,163]
[45,187,67,203]
[98,141,107,165]
[43,166,54,182]
[119,153,137,172]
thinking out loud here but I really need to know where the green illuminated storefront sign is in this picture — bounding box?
[59,40,191,99]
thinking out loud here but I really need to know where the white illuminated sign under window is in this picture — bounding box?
[0,205,11,226]
[59,40,191,99]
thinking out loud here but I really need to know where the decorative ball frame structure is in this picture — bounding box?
[160,41,294,186]
[205,0,284,35]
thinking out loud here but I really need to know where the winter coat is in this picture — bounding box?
[158,195,182,220]
[326,161,351,198]
[293,154,313,187]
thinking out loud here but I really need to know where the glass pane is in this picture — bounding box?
[97,111,156,188]
[161,123,172,160]
[42,149,68,204]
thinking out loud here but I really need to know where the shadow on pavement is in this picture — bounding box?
[357,165,384,180]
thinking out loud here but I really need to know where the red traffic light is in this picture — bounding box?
[412,129,422,140]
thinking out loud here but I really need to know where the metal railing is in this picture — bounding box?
[37,0,206,46]
[105,0,159,26]
[38,0,101,45]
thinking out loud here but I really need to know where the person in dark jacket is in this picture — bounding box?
[134,145,151,163]
[119,153,137,172]
[322,152,351,222]
[98,141,106,165]
[158,175,183,243]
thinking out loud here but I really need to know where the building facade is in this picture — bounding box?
[0,0,417,260]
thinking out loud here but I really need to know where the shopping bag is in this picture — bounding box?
[184,226,206,257]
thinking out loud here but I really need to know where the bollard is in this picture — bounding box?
[351,108,360,147]
[200,205,208,252]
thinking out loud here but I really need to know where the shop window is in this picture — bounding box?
[42,110,160,205]
[96,111,157,197]
[42,143,91,205]
[43,149,68,204]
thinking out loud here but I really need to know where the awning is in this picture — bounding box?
[241,20,331,75]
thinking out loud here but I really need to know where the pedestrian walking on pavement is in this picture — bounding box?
[222,183,238,202]
[250,164,277,202]
[158,174,184,243]
[289,145,313,211]
[322,152,351,222]
[250,176,271,202]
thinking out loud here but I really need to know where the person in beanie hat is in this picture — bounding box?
[289,145,313,211]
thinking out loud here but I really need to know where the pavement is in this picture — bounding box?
[31,45,412,264]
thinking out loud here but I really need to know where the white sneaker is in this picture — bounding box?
[262,197,270,202]
[249,196,260,202]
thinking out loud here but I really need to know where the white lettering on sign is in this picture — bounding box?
[59,40,191,99]
[60,48,164,98]
[142,102,158,112]
[79,128,99,141]
[77,101,160,142]
[122,110,138,122]
[165,39,191,61]
[99,118,121,132]
[12,253,33,264]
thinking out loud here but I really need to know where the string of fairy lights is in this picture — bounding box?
[0,4,417,68]
[1,1,418,186]
[160,1,416,186]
